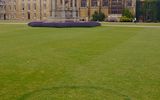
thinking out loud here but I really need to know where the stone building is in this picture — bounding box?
[0,0,6,20]
[0,0,136,21]
[51,0,136,21]
[5,0,17,20]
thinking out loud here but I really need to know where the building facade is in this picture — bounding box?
[0,0,6,20]
[0,0,136,21]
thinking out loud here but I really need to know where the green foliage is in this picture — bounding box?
[92,11,106,21]
[120,16,133,22]
[122,8,134,18]
[120,8,134,22]
[136,0,160,22]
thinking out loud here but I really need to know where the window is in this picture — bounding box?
[14,5,16,11]
[22,3,24,10]
[33,3,36,10]
[75,0,77,7]
[70,0,72,7]
[127,0,132,6]
[81,0,87,7]
[9,5,11,10]
[103,0,108,6]
[91,0,97,7]
[110,0,123,14]
[43,3,46,10]
[28,3,30,10]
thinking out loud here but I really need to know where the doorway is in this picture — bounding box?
[28,12,30,20]
[4,14,6,20]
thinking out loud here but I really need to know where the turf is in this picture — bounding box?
[0,24,160,100]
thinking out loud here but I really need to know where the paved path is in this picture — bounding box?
[0,23,27,24]
[102,24,160,28]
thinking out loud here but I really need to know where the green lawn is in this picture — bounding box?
[0,24,160,100]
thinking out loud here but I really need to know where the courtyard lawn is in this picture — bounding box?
[0,24,160,100]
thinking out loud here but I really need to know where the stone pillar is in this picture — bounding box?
[52,0,56,18]
[62,0,65,19]
[72,0,76,19]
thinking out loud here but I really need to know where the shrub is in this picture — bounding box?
[28,21,101,28]
[92,11,106,21]
[120,16,133,22]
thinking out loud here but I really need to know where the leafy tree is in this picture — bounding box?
[136,0,141,20]
[157,0,160,21]
[122,8,134,18]
[120,8,134,22]
[136,0,160,22]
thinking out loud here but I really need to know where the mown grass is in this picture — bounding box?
[0,24,160,100]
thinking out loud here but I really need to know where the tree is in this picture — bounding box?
[157,0,160,21]
[120,8,134,22]
[136,0,160,22]
[122,8,134,19]
[136,0,143,21]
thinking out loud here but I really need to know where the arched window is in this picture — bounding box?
[91,0,97,7]
[81,0,87,7]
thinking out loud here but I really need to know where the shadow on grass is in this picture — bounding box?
[18,85,131,100]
